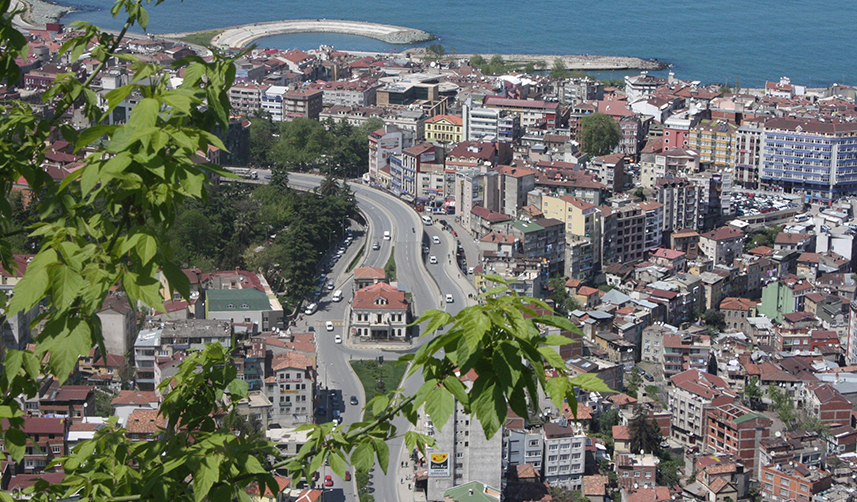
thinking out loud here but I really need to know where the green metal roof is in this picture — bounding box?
[444,482,498,502]
[510,220,544,234]
[733,412,766,425]
[206,288,270,311]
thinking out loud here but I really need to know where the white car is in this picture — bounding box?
[429,256,438,264]
[334,335,342,344]
[445,294,454,303]
[432,236,440,244]
[326,321,334,331]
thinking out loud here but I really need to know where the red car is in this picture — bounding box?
[345,471,352,481]
[324,475,333,487]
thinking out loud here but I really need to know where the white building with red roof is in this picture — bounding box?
[351,282,410,342]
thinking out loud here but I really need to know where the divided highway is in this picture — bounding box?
[285,173,472,502]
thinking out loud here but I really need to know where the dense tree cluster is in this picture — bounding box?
[169,176,357,304]
[249,116,384,179]
[579,113,621,157]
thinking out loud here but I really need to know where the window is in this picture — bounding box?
[549,444,558,451]
[634,472,640,478]
[52,445,61,454]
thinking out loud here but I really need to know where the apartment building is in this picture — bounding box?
[699,226,744,265]
[641,148,700,188]
[653,177,705,234]
[282,88,323,121]
[662,333,711,378]
[704,402,772,471]
[591,154,627,193]
[609,199,646,264]
[542,421,587,490]
[482,96,561,129]
[688,119,739,169]
[669,369,732,446]
[319,78,379,107]
[615,453,659,490]
[760,118,857,204]
[760,463,832,502]
[425,370,503,502]
[640,201,665,251]
[228,82,268,116]
[265,351,315,428]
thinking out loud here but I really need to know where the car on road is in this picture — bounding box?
[350,395,358,405]
[445,294,454,303]
[334,334,342,344]
[313,472,320,483]
[326,321,334,331]
[304,303,318,315]
[429,255,438,264]
[383,230,391,240]
[468,267,474,274]
[432,236,440,244]
[644,374,655,382]
[324,475,333,487]
[327,281,334,290]
[345,471,352,481]
[373,241,380,250]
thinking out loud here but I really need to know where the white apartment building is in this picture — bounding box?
[542,421,588,490]
[669,369,732,447]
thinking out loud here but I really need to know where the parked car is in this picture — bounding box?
[350,395,359,405]
[324,475,333,487]
[345,471,352,481]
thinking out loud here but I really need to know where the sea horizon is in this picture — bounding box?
[54,0,857,88]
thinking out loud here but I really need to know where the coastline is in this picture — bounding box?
[12,0,73,27]
[15,3,667,73]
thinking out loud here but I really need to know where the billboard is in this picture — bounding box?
[428,453,450,477]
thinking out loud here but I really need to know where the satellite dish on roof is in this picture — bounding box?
[775,431,782,437]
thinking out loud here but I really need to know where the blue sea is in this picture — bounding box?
[56,0,857,87]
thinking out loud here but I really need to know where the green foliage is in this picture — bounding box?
[469,54,513,75]
[633,187,647,201]
[0,4,613,501]
[579,113,621,157]
[628,405,662,454]
[657,453,683,488]
[743,376,763,408]
[551,58,570,79]
[349,360,408,420]
[702,310,726,332]
[523,62,536,74]
[176,29,224,47]
[625,368,643,398]
[250,117,380,178]
[427,43,446,58]
[798,415,830,438]
[767,385,797,427]
[547,276,582,314]
[92,389,116,417]
[746,225,783,251]
[384,246,397,282]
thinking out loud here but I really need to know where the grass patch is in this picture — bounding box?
[384,245,396,282]
[176,29,223,47]
[349,359,407,421]
[347,244,364,273]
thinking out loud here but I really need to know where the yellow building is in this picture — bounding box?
[424,114,463,143]
[688,119,738,168]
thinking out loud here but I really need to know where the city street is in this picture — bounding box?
[284,172,474,502]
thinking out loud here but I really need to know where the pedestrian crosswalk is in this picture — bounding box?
[315,320,345,326]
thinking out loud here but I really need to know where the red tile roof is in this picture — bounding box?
[111,390,159,406]
[352,282,408,310]
[125,409,166,435]
[272,351,315,372]
[701,226,743,241]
